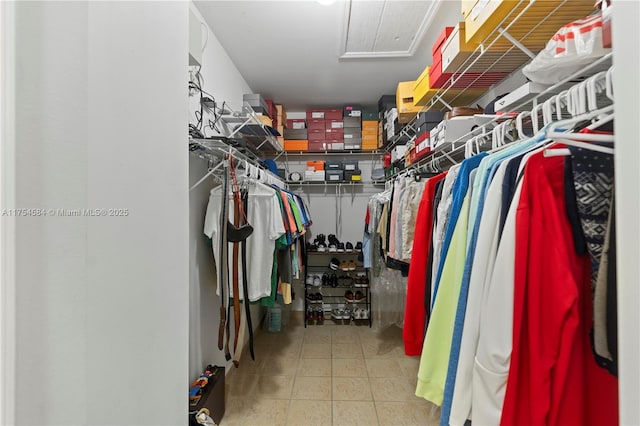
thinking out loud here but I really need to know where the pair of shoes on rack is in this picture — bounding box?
[345,242,354,251]
[307,307,325,322]
[323,272,338,287]
[353,308,369,320]
[354,275,369,287]
[307,292,323,302]
[331,308,351,320]
[314,234,327,252]
[307,274,322,286]
[344,290,364,302]
[354,241,363,252]
[339,260,356,271]
[337,275,353,287]
[330,258,340,270]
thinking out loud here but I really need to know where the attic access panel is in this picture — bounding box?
[340,0,441,58]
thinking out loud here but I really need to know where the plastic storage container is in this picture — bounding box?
[266,303,282,333]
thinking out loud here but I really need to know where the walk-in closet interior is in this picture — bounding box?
[1,1,638,425]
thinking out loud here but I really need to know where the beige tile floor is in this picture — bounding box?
[221,316,441,425]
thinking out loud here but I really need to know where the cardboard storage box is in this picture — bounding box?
[343,104,362,117]
[265,99,277,119]
[307,119,326,130]
[343,116,362,128]
[305,170,325,181]
[307,109,342,120]
[391,145,408,162]
[326,120,344,129]
[378,94,396,111]
[437,116,476,145]
[325,136,344,144]
[494,81,553,112]
[325,170,344,182]
[343,160,358,171]
[416,111,446,126]
[286,119,306,129]
[257,114,272,127]
[308,141,329,151]
[362,140,378,150]
[343,128,361,139]
[344,140,362,150]
[329,142,345,151]
[276,103,286,117]
[308,128,325,141]
[413,67,439,107]
[441,21,520,73]
[345,170,362,181]
[325,128,344,138]
[362,110,378,120]
[306,160,325,171]
[362,120,378,132]
[283,139,308,151]
[324,160,343,170]
[306,109,326,120]
[362,129,378,137]
[433,26,455,57]
[362,134,378,146]
[283,129,308,140]
[243,93,268,115]
[397,81,422,122]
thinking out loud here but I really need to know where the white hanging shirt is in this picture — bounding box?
[204,182,286,302]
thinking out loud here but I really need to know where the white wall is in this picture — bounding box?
[188,3,265,379]
[612,2,640,424]
[10,2,189,425]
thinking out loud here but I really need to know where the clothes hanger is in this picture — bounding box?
[546,104,615,143]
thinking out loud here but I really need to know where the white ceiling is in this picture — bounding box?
[194,0,463,111]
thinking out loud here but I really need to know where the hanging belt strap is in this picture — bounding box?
[217,159,229,352]
[241,191,255,360]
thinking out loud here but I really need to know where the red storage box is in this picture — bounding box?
[326,119,344,129]
[307,119,326,130]
[429,60,508,89]
[308,128,326,141]
[324,109,342,120]
[306,109,343,121]
[308,141,329,151]
[325,128,344,138]
[265,99,277,120]
[432,26,455,57]
[306,109,326,120]
[286,119,306,129]
[325,136,344,143]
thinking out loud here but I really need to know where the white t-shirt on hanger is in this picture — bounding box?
[204,182,286,302]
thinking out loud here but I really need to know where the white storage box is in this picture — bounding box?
[432,117,477,149]
[495,82,552,112]
[304,170,325,181]
[392,145,408,162]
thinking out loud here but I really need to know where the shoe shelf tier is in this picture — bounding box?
[304,251,371,328]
